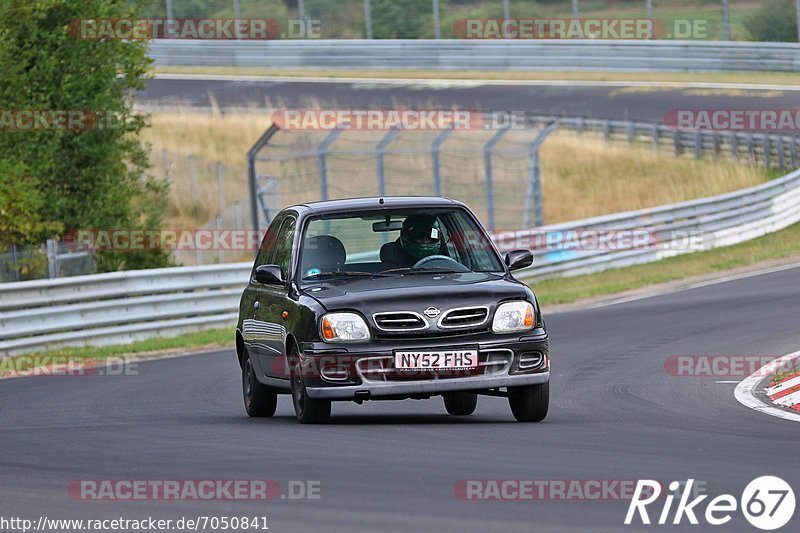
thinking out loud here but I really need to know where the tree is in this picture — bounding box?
[744,0,798,42]
[371,0,430,39]
[0,0,170,271]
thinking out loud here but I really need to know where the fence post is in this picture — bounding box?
[431,126,454,196]
[162,149,170,182]
[483,127,510,232]
[234,200,243,231]
[46,239,57,279]
[524,122,560,228]
[603,120,611,141]
[317,127,345,202]
[777,137,786,170]
[791,136,798,168]
[712,132,721,158]
[247,124,280,236]
[376,128,400,197]
[188,155,197,202]
[674,130,682,156]
[730,133,739,160]
[11,244,19,282]
[747,134,755,164]
[763,136,771,169]
[627,122,635,145]
[217,162,225,216]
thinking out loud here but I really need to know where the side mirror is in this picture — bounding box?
[505,249,534,271]
[254,264,285,285]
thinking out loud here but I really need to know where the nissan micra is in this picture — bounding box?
[236,197,550,423]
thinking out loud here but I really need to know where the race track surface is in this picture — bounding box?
[140,77,799,122]
[2,265,800,532]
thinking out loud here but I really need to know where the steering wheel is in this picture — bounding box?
[412,255,469,272]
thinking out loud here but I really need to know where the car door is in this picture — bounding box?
[250,215,297,378]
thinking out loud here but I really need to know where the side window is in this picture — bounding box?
[272,217,297,278]
[253,215,284,274]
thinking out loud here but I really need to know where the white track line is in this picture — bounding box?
[767,375,800,396]
[735,350,800,423]
[153,73,800,91]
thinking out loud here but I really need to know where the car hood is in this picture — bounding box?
[300,272,528,314]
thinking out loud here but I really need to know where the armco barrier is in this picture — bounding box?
[148,39,800,72]
[2,169,800,354]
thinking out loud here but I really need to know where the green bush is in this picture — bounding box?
[744,0,798,42]
[0,0,170,271]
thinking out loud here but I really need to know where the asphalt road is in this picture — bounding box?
[2,265,800,532]
[140,77,799,122]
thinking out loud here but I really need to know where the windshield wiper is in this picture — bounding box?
[303,271,376,281]
[379,266,460,275]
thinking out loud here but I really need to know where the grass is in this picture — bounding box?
[141,108,769,234]
[0,328,233,376]
[531,221,800,306]
[153,66,800,87]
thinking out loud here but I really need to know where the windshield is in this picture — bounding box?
[299,208,504,284]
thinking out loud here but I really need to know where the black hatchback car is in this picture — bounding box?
[236,197,549,423]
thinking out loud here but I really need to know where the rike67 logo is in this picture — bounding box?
[625,477,795,530]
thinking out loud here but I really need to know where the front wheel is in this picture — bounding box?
[443,391,478,416]
[508,382,549,422]
[242,351,277,417]
[290,356,331,424]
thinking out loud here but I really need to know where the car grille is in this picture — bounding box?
[438,306,489,329]
[372,311,428,332]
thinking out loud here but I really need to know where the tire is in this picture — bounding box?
[443,391,478,416]
[289,353,331,424]
[508,382,549,422]
[242,350,277,418]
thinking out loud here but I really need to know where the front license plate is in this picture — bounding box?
[394,350,479,370]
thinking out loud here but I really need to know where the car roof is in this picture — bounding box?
[293,196,462,216]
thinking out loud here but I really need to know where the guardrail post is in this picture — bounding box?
[763,136,772,169]
[652,124,660,151]
[576,117,584,135]
[791,137,798,168]
[747,134,755,164]
[674,130,682,156]
[694,131,702,160]
[431,126,454,197]
[603,120,611,142]
[777,137,786,170]
[730,133,739,160]
[627,122,635,145]
[376,128,399,197]
[713,132,721,158]
[483,127,511,232]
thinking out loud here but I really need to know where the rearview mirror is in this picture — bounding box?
[254,264,285,285]
[505,250,534,271]
[372,220,404,232]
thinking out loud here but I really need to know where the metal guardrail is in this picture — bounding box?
[148,39,800,72]
[2,164,800,354]
[0,263,250,355]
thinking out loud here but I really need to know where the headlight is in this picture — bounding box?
[492,301,535,333]
[320,312,371,342]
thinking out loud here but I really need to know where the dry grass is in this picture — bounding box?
[153,66,800,87]
[140,108,768,232]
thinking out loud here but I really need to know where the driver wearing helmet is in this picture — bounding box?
[399,214,443,261]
